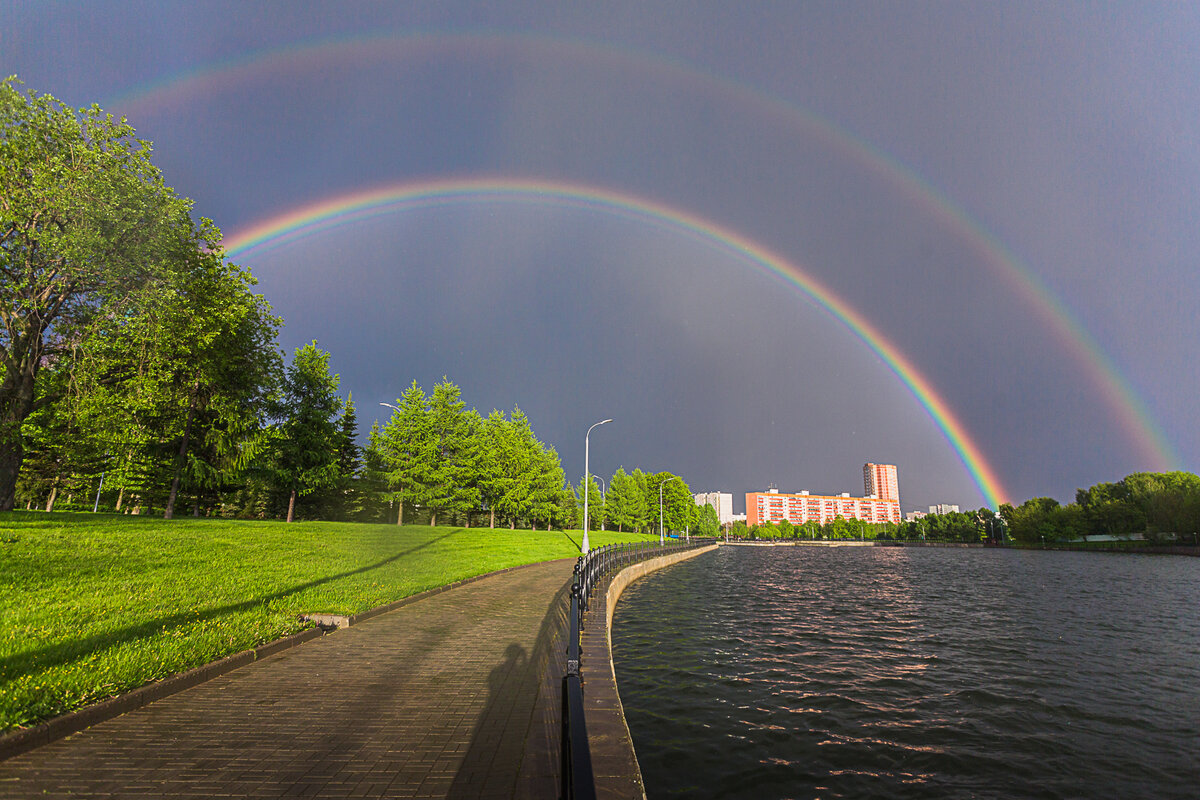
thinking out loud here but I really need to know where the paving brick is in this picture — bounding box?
[0,559,575,799]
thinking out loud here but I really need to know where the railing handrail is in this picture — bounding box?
[560,537,715,799]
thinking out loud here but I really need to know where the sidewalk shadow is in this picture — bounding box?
[446,574,571,799]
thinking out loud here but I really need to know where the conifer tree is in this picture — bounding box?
[267,342,343,522]
[380,381,431,525]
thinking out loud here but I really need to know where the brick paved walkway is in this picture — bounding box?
[0,559,574,799]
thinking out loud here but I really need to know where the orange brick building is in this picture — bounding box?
[746,463,901,526]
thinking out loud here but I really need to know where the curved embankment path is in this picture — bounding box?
[0,559,576,799]
[0,545,719,799]
[581,543,721,800]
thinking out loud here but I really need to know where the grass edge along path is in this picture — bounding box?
[0,512,657,734]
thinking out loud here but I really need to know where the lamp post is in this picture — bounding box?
[593,475,607,531]
[379,403,401,524]
[93,453,108,513]
[659,475,681,545]
[582,419,612,555]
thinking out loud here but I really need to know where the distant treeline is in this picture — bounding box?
[998,471,1200,544]
[731,471,1200,545]
[731,511,989,543]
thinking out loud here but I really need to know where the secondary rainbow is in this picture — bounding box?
[222,177,1010,508]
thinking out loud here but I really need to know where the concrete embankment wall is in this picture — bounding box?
[583,543,720,800]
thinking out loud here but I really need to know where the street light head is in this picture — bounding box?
[601,418,613,425]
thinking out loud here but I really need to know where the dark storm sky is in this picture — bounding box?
[4,2,1198,512]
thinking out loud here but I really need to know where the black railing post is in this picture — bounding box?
[567,582,581,676]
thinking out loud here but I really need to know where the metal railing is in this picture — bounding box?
[560,538,714,800]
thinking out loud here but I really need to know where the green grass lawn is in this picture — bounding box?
[0,511,657,733]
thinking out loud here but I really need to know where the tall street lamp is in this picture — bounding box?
[379,403,401,524]
[659,475,681,545]
[592,475,607,531]
[582,419,612,555]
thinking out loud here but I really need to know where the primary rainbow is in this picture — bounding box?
[222,177,1010,508]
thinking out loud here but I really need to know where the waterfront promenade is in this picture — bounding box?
[0,559,575,799]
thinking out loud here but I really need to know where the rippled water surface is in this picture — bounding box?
[611,545,1200,799]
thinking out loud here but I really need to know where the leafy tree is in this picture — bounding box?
[631,469,653,533]
[1,78,203,510]
[644,472,692,535]
[1122,471,1200,536]
[1003,499,1065,543]
[559,482,581,530]
[267,342,343,522]
[160,253,280,517]
[605,468,640,532]
[1076,481,1146,536]
[695,503,721,538]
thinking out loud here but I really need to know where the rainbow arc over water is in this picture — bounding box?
[222,177,1011,509]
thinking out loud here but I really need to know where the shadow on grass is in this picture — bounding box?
[0,529,463,682]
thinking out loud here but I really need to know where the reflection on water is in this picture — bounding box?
[612,546,1200,799]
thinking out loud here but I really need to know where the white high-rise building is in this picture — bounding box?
[694,492,735,524]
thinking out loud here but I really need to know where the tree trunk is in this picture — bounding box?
[510,519,515,530]
[0,372,38,512]
[45,485,57,512]
[164,388,199,520]
[287,488,297,523]
[192,499,200,517]
[489,507,495,528]
[0,313,52,511]
[116,486,124,511]
[429,511,436,526]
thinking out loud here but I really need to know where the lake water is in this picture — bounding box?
[610,545,1200,799]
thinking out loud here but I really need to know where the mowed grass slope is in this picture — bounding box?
[0,512,656,732]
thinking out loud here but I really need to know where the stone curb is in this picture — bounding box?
[0,557,571,763]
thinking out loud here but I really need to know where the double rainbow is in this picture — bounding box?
[107,30,1182,502]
